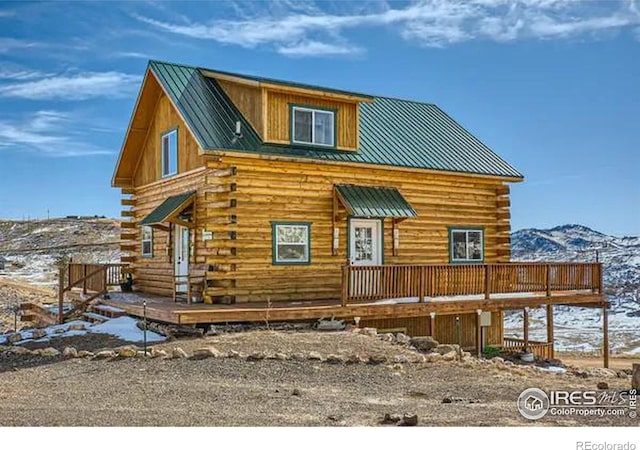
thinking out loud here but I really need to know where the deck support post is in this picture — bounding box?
[603,302,609,369]
[523,307,530,352]
[429,312,436,339]
[476,309,483,357]
[546,304,555,359]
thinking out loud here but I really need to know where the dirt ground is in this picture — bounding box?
[0,278,56,332]
[0,331,637,427]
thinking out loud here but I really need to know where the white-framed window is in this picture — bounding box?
[141,226,153,257]
[292,106,335,147]
[450,228,483,262]
[161,129,178,177]
[272,222,311,265]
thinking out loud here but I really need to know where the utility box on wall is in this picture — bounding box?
[480,311,492,327]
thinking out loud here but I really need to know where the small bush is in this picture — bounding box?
[483,345,501,358]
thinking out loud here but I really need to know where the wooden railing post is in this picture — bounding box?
[598,263,603,294]
[58,264,65,324]
[82,264,87,295]
[484,264,491,299]
[341,265,349,307]
[419,266,426,303]
[545,264,551,297]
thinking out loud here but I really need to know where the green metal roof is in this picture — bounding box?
[139,191,196,226]
[335,184,417,218]
[149,60,523,179]
[201,67,373,100]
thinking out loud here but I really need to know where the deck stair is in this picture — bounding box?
[82,302,127,323]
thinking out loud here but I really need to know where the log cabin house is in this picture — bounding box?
[64,60,609,361]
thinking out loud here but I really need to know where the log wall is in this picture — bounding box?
[203,154,513,303]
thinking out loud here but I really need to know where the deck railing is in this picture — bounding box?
[59,263,129,323]
[502,337,554,360]
[341,262,602,305]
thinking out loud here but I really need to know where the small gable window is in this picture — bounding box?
[272,222,311,265]
[292,106,335,147]
[449,228,484,263]
[141,226,153,257]
[161,129,178,177]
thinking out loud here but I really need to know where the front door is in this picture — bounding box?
[349,219,382,265]
[174,225,190,292]
[349,219,382,299]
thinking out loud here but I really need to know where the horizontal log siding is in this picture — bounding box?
[127,168,208,297]
[359,311,503,346]
[207,155,509,303]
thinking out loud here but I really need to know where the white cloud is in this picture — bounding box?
[0,71,140,100]
[111,51,152,59]
[0,68,46,80]
[0,37,40,53]
[277,40,364,56]
[133,0,640,56]
[0,110,113,157]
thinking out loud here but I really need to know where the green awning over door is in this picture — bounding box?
[335,184,417,218]
[138,191,196,226]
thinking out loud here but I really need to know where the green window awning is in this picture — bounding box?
[139,191,196,226]
[335,184,417,218]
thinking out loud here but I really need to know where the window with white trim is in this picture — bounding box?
[450,228,483,262]
[292,106,334,147]
[272,222,310,264]
[141,226,153,257]
[161,129,178,177]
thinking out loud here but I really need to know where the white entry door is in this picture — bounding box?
[350,219,382,266]
[174,225,190,292]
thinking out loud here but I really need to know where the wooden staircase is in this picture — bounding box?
[82,303,127,324]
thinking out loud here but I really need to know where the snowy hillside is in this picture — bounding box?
[508,224,640,355]
[0,218,120,287]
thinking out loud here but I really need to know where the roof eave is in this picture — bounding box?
[111,66,152,188]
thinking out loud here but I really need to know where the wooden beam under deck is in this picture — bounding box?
[103,292,605,326]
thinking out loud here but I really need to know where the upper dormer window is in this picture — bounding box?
[161,129,178,178]
[291,106,335,147]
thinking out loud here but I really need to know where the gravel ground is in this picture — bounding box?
[0,331,637,427]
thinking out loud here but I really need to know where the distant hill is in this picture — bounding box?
[509,224,639,354]
[0,218,120,287]
[511,224,640,311]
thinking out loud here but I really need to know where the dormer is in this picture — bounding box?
[200,69,373,152]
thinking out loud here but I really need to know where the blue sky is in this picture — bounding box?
[0,0,638,236]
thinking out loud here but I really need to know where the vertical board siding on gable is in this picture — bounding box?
[217,79,263,138]
[265,91,358,150]
[204,155,509,303]
[134,93,204,187]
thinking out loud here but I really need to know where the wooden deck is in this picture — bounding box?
[101,289,605,325]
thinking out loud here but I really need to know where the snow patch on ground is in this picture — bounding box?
[0,316,165,345]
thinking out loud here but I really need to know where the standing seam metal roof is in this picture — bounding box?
[335,184,418,218]
[149,60,523,179]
